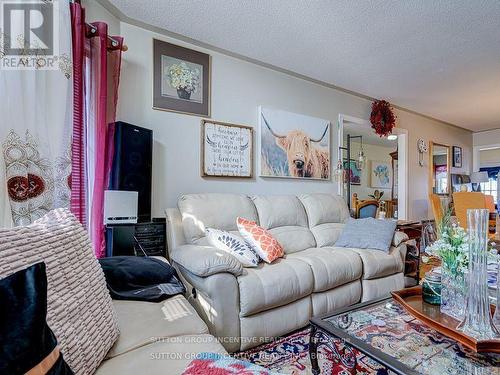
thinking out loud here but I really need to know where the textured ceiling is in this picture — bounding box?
[108,0,500,131]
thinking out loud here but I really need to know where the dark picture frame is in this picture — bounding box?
[153,39,210,116]
[452,146,462,168]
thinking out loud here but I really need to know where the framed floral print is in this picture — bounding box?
[370,160,392,189]
[153,39,210,116]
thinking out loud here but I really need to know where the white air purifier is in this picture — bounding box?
[104,190,138,225]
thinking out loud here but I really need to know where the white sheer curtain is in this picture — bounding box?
[0,3,72,227]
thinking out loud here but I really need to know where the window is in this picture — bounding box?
[480,178,498,204]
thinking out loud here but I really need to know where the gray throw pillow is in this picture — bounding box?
[335,218,397,252]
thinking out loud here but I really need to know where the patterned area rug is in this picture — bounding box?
[234,328,387,375]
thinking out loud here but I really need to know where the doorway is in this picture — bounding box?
[337,114,408,220]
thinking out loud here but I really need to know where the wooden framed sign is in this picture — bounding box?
[201,119,253,178]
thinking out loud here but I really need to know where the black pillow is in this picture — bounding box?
[0,263,73,375]
[99,256,185,302]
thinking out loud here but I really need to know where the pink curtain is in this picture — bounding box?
[70,2,86,225]
[71,2,123,258]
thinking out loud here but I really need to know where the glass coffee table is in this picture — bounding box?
[309,296,500,374]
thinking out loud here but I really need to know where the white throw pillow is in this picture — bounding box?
[206,228,259,267]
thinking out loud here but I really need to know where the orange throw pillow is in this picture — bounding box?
[237,217,284,263]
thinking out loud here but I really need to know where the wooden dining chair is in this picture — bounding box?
[452,192,487,228]
[429,194,445,224]
[484,195,497,233]
[352,193,379,219]
[485,195,496,212]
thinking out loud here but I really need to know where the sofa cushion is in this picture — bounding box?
[106,295,209,358]
[206,228,259,267]
[308,222,345,247]
[298,194,350,246]
[342,246,405,279]
[239,297,311,351]
[237,217,284,263]
[178,194,258,244]
[287,247,362,292]
[335,218,397,253]
[361,273,405,301]
[237,258,313,316]
[252,195,316,253]
[0,209,119,375]
[170,244,243,277]
[311,280,362,316]
[299,193,350,227]
[96,334,227,375]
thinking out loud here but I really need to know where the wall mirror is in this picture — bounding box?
[429,142,451,196]
[337,114,409,220]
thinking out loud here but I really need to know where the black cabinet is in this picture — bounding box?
[105,220,166,257]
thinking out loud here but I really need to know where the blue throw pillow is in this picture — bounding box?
[335,218,397,252]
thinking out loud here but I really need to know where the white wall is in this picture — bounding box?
[82,0,120,35]
[83,2,473,220]
[116,22,372,217]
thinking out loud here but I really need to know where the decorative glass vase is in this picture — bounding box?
[440,268,466,320]
[493,260,500,330]
[457,209,499,339]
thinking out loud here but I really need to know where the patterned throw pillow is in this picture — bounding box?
[237,217,284,263]
[206,228,259,267]
[0,209,119,375]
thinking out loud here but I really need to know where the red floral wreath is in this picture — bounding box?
[370,100,396,137]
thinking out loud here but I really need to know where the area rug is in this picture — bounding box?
[182,352,282,375]
[234,328,387,374]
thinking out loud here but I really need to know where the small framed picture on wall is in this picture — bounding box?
[153,39,211,116]
[452,146,462,168]
[201,120,253,178]
[370,160,392,189]
[343,159,361,185]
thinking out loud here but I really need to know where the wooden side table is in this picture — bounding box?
[396,220,423,285]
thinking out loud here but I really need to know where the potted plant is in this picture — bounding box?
[166,62,200,100]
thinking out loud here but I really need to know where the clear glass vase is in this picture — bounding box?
[493,260,500,330]
[457,209,499,339]
[440,268,466,320]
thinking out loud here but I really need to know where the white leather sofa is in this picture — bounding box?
[166,193,408,352]
[96,294,227,374]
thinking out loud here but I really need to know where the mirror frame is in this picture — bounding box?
[429,141,452,196]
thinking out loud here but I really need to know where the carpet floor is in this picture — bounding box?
[234,327,387,375]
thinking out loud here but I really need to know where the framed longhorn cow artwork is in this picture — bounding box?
[259,107,331,180]
[201,119,253,178]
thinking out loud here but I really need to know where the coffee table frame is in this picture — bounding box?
[309,296,420,375]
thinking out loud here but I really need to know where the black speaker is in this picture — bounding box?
[109,121,152,222]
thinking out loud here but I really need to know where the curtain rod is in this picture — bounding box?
[70,0,127,51]
[85,23,128,52]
